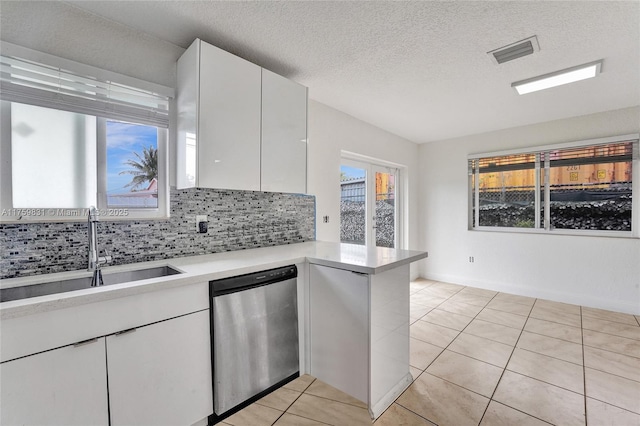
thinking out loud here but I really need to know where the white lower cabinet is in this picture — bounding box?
[0,337,109,426]
[107,310,213,426]
[309,263,411,419]
[0,309,212,426]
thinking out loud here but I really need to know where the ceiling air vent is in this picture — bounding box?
[488,36,540,65]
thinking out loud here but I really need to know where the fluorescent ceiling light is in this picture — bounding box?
[512,60,603,95]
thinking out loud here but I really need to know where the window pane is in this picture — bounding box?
[549,144,632,231]
[478,154,536,228]
[340,165,366,245]
[375,171,395,248]
[11,103,96,208]
[106,121,158,208]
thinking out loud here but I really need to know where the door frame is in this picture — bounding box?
[340,151,406,249]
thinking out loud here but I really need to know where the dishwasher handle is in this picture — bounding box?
[210,265,297,296]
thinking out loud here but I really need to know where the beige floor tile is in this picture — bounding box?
[485,299,532,316]
[534,299,582,316]
[448,333,514,368]
[524,317,582,344]
[464,319,521,346]
[374,403,435,426]
[475,308,528,329]
[458,287,498,298]
[586,397,640,426]
[585,367,640,413]
[582,316,640,341]
[256,386,302,411]
[583,329,640,358]
[582,306,639,326]
[410,366,423,381]
[584,345,640,382]
[284,374,316,392]
[396,372,489,426]
[448,292,493,307]
[507,348,584,394]
[636,315,640,325]
[273,413,329,426]
[429,282,465,292]
[419,286,460,299]
[437,300,484,317]
[426,350,503,397]
[410,320,460,348]
[410,292,448,308]
[224,403,284,426]
[530,304,582,327]
[287,393,371,426]
[304,379,367,409]
[517,331,583,365]
[410,303,433,321]
[493,371,585,426]
[410,337,444,370]
[421,308,474,331]
[492,292,536,307]
[479,401,551,426]
[410,280,433,292]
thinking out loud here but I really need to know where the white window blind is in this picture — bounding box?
[0,55,171,128]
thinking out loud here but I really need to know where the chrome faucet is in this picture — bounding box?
[88,206,112,286]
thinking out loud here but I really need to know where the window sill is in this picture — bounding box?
[470,226,637,239]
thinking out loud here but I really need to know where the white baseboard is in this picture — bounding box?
[423,272,640,316]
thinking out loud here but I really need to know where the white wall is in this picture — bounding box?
[308,101,421,276]
[418,106,640,314]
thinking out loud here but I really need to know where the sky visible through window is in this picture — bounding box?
[341,165,365,180]
[106,121,158,195]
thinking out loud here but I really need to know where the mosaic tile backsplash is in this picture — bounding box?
[0,188,316,279]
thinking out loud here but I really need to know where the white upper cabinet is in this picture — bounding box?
[177,39,308,193]
[177,39,262,190]
[261,69,308,194]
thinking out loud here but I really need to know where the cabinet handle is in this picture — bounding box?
[114,328,137,336]
[73,337,99,347]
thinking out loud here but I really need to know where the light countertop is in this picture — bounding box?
[1,241,427,319]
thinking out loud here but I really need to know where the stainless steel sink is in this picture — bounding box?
[0,266,182,303]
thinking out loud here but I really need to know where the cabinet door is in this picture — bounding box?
[106,310,213,426]
[309,264,369,403]
[261,69,308,194]
[0,338,108,426]
[198,42,261,191]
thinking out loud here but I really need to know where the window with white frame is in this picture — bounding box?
[469,135,639,235]
[0,43,173,221]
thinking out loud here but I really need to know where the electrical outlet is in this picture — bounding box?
[196,215,208,233]
[469,256,475,263]
[323,215,329,223]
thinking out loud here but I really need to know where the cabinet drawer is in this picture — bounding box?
[0,281,208,362]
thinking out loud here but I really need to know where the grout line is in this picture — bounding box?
[477,293,535,426]
[580,325,640,342]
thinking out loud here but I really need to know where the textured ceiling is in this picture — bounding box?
[8,1,640,143]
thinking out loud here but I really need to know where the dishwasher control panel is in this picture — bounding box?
[210,265,297,296]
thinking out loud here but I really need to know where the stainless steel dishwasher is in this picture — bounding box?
[209,265,299,421]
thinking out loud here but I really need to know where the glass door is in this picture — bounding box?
[340,160,400,248]
[373,166,397,248]
[340,162,367,245]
